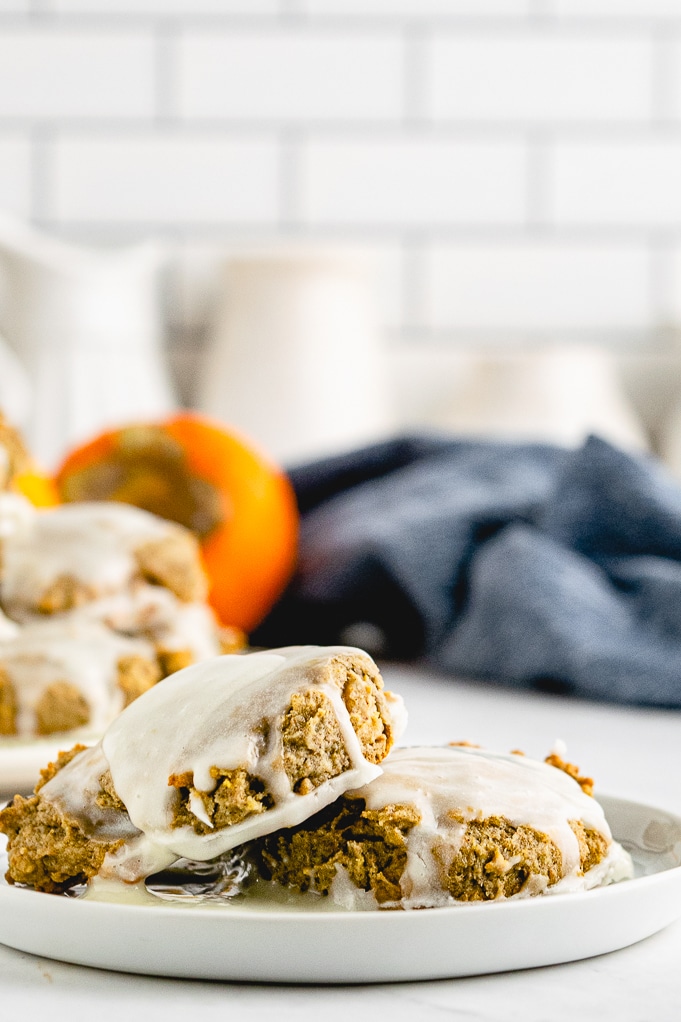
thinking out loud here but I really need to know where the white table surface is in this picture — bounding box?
[2,662,681,1021]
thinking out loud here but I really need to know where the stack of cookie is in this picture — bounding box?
[0,417,237,739]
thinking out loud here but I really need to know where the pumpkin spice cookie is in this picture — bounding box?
[0,501,206,620]
[0,645,405,891]
[0,618,161,738]
[251,745,632,909]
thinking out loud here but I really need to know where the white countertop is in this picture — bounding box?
[2,663,681,1020]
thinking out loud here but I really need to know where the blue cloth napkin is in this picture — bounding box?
[254,434,681,707]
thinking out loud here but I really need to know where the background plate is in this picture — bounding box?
[1,794,681,983]
[0,733,99,797]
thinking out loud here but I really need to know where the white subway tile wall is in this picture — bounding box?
[428,33,654,123]
[300,137,528,226]
[177,32,405,122]
[0,0,681,413]
[424,242,652,332]
[551,138,681,226]
[51,134,281,224]
[0,31,156,119]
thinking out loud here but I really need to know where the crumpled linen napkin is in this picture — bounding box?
[254,434,681,707]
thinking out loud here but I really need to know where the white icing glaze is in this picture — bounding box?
[0,501,182,612]
[40,645,401,880]
[0,618,156,735]
[21,585,222,661]
[333,745,632,909]
[125,590,221,660]
[47,744,140,840]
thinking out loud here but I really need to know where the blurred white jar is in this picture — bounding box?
[0,213,176,469]
[430,344,648,452]
[197,248,392,465]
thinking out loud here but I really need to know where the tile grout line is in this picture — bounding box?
[1,118,677,137]
[278,0,305,22]
[154,19,179,124]
[651,28,679,124]
[278,128,303,231]
[28,0,48,17]
[402,21,428,128]
[528,0,553,19]
[29,123,52,227]
[27,219,681,244]
[402,233,428,335]
[649,236,677,331]
[4,12,681,32]
[386,325,656,346]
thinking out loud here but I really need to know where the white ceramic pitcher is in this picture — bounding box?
[0,213,176,468]
[197,247,393,465]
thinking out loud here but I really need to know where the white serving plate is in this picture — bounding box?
[1,794,681,983]
[0,733,99,797]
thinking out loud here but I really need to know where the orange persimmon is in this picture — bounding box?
[55,413,299,632]
[13,470,59,508]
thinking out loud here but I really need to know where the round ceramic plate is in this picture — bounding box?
[1,794,681,983]
[0,733,100,797]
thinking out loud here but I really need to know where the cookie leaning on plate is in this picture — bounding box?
[0,645,404,892]
[251,745,633,908]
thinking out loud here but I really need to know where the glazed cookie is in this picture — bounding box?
[252,745,632,909]
[0,501,206,619]
[0,618,161,738]
[38,584,228,672]
[0,645,405,891]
